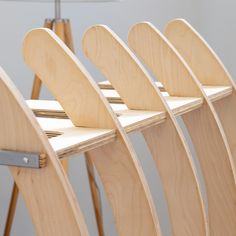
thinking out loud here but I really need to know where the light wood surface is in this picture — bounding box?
[64,19,74,52]
[34,110,167,159]
[36,117,116,158]
[98,80,165,91]
[142,118,206,236]
[31,19,53,100]
[182,103,236,236]
[83,25,208,236]
[54,19,70,172]
[23,28,161,235]
[0,67,89,236]
[5,18,75,236]
[165,19,236,172]
[128,21,236,235]
[28,85,231,117]
[165,19,233,87]
[128,22,202,97]
[213,92,236,171]
[27,94,204,118]
[100,80,233,101]
[203,85,232,101]
[83,25,165,111]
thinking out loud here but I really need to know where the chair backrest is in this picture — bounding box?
[165,19,234,87]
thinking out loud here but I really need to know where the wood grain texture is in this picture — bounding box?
[164,19,236,173]
[98,80,165,91]
[164,19,234,87]
[28,85,232,117]
[31,19,53,100]
[83,25,208,236]
[128,22,236,235]
[87,138,160,235]
[36,117,116,158]
[28,94,204,118]
[99,80,232,102]
[128,22,202,97]
[23,28,115,129]
[213,91,236,166]
[182,102,236,236]
[83,25,165,111]
[0,67,89,236]
[203,86,232,101]
[23,29,161,236]
[142,117,207,236]
[29,101,167,135]
[54,19,69,172]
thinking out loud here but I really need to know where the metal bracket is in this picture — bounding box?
[0,150,47,169]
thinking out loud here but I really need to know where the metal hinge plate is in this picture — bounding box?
[0,150,47,168]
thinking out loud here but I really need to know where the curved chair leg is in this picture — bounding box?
[82,25,208,236]
[128,22,236,235]
[0,67,89,236]
[213,93,236,158]
[165,18,236,166]
[22,29,161,236]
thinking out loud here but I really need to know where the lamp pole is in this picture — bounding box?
[55,0,61,19]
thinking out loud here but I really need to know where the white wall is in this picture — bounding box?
[0,0,235,235]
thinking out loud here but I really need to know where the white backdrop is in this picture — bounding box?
[0,0,235,235]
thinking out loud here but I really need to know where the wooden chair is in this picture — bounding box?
[127,22,236,235]
[1,28,163,235]
[27,26,210,235]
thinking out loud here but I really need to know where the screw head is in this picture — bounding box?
[23,157,29,164]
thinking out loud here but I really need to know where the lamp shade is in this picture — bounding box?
[0,0,120,2]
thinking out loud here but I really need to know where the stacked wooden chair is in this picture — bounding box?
[1,19,235,235]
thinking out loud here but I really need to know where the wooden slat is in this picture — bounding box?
[36,117,116,158]
[203,85,232,102]
[117,109,166,132]
[83,25,207,236]
[128,21,236,236]
[35,109,166,159]
[98,80,165,91]
[101,89,123,103]
[165,19,233,87]
[23,28,161,235]
[128,22,202,97]
[165,19,236,177]
[102,81,232,102]
[27,92,203,119]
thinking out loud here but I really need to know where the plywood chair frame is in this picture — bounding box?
[128,22,236,236]
[165,18,236,174]
[22,28,161,236]
[4,18,84,236]
[0,67,89,236]
[82,25,208,236]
